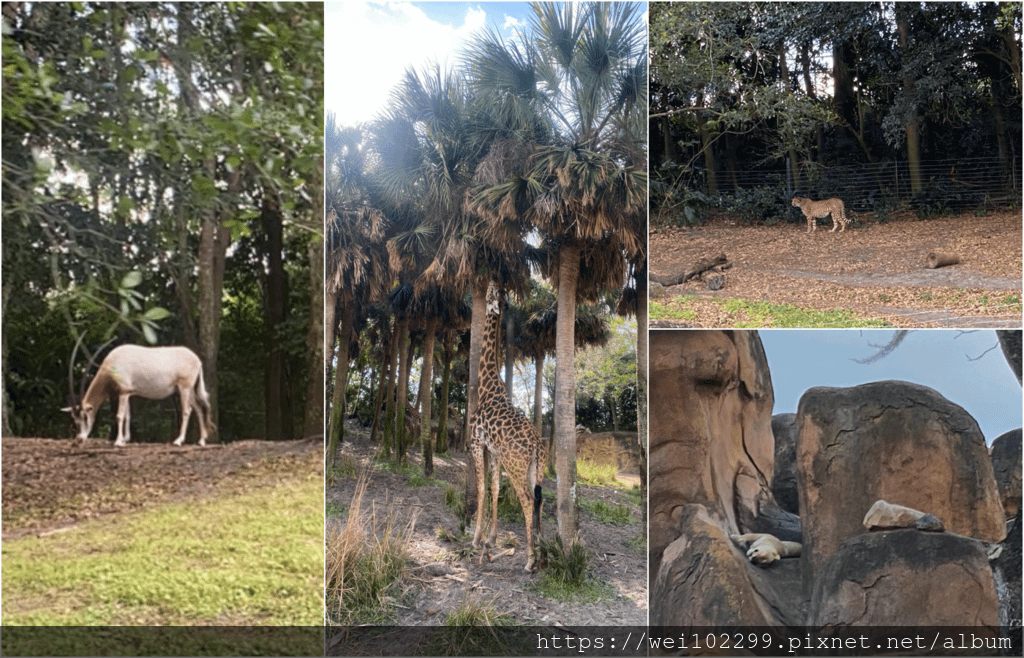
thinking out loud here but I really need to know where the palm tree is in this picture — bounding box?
[465,2,647,542]
[324,114,390,467]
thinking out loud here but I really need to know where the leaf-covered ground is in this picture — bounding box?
[650,209,1022,328]
[2,437,322,537]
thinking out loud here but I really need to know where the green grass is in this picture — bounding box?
[579,498,633,526]
[326,500,346,518]
[623,484,642,506]
[425,598,525,656]
[407,474,442,488]
[327,453,359,484]
[2,476,323,627]
[576,458,621,486]
[717,298,890,328]
[649,300,697,321]
[625,533,647,555]
[529,535,616,604]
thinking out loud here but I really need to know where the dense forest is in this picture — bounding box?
[2,3,324,442]
[325,2,647,540]
[650,2,1022,224]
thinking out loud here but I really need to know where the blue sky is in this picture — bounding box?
[325,2,533,126]
[760,330,1022,442]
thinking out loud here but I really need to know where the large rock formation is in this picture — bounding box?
[652,504,805,627]
[650,332,1011,638]
[796,380,1006,596]
[650,331,802,627]
[650,330,782,576]
[990,428,1022,519]
[810,529,1000,627]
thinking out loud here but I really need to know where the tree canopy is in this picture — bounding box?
[2,3,324,442]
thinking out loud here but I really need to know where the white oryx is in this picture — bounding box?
[63,343,213,446]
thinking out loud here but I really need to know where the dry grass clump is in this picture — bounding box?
[325,470,416,625]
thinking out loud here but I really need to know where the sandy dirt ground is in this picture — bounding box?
[650,209,1022,327]
[325,422,647,649]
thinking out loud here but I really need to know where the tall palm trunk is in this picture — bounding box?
[533,354,545,437]
[395,319,412,463]
[436,334,454,454]
[369,341,389,446]
[636,263,649,527]
[382,318,403,458]
[554,243,581,543]
[326,296,355,466]
[418,318,439,477]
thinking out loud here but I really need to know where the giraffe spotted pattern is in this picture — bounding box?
[469,283,547,572]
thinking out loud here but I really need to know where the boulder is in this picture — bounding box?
[863,500,945,532]
[991,513,1021,655]
[650,330,780,575]
[652,504,805,628]
[809,529,1000,627]
[797,380,1006,596]
[990,428,1022,518]
[771,413,800,515]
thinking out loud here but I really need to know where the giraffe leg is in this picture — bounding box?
[487,451,501,546]
[514,483,537,572]
[471,432,489,550]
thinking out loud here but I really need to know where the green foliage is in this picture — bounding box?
[2,2,323,441]
[573,316,638,432]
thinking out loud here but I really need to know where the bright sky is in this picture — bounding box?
[325,2,532,127]
[761,330,1023,443]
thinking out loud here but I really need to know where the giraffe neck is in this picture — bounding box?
[478,307,505,404]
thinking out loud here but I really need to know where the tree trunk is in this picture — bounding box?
[177,4,230,440]
[696,100,718,196]
[436,334,454,454]
[504,311,515,398]
[324,286,338,375]
[263,194,287,440]
[533,354,545,438]
[897,9,923,194]
[304,234,324,441]
[197,193,230,439]
[395,318,412,463]
[419,318,438,477]
[326,296,355,466]
[554,242,581,543]
[369,346,388,447]
[636,262,649,527]
[382,318,400,458]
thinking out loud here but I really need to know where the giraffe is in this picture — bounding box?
[469,282,548,572]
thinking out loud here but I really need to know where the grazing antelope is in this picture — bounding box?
[63,342,213,446]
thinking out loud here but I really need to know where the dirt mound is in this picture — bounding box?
[651,210,1022,327]
[2,436,322,539]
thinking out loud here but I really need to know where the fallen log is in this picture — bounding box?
[650,253,729,286]
[926,252,960,269]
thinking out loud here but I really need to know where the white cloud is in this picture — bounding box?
[326,2,492,127]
